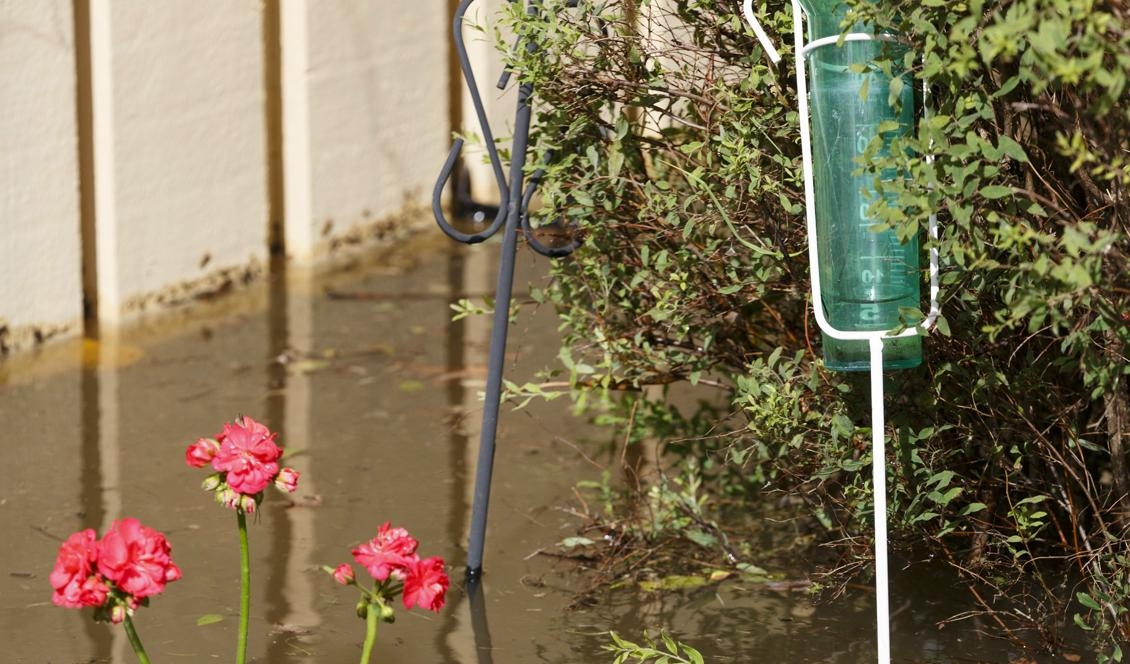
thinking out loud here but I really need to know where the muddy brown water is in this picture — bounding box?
[0,232,1085,662]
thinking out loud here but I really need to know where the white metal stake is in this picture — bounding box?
[742,1,943,660]
[869,337,891,663]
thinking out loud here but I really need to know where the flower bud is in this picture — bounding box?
[109,603,128,624]
[379,603,396,623]
[185,438,221,468]
[216,487,238,509]
[201,473,224,492]
[275,467,300,493]
[332,564,355,585]
[356,600,369,619]
[238,494,258,514]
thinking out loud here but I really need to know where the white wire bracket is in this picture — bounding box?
[741,0,781,63]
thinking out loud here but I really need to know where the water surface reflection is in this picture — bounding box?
[0,234,1079,663]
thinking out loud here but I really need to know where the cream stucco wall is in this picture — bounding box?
[1,1,481,355]
[0,0,83,348]
[459,0,514,205]
[89,0,269,323]
[282,0,449,260]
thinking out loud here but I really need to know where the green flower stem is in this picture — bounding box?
[359,601,379,664]
[122,614,152,664]
[236,508,251,664]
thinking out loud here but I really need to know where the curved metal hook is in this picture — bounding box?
[434,0,511,245]
[519,159,582,258]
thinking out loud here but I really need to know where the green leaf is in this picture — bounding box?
[686,528,717,548]
[736,562,768,577]
[608,150,625,179]
[196,613,224,626]
[639,575,710,591]
[1076,591,1102,611]
[997,136,1028,162]
[980,185,1013,199]
[585,145,600,168]
[937,486,963,505]
[960,502,988,515]
[887,75,904,108]
[927,470,956,488]
[992,75,1021,98]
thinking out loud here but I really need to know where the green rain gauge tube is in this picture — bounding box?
[742,0,941,661]
[802,0,920,371]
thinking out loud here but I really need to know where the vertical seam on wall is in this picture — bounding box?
[73,0,97,332]
[263,0,285,257]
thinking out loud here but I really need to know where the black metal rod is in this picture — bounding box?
[465,73,534,579]
[435,0,577,579]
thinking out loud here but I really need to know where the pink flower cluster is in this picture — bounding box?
[50,519,181,623]
[185,416,299,511]
[333,522,449,613]
[352,523,419,583]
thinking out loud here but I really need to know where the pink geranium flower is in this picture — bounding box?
[97,518,182,600]
[185,437,220,468]
[50,529,109,609]
[332,564,355,585]
[210,416,283,495]
[351,523,419,581]
[402,556,449,612]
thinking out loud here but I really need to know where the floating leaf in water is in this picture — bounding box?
[707,569,733,582]
[288,359,330,374]
[196,614,223,626]
[559,536,595,549]
[736,562,768,576]
[638,575,710,592]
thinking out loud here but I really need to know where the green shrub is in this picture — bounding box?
[497,0,1129,654]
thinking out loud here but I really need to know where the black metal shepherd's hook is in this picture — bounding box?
[434,0,580,581]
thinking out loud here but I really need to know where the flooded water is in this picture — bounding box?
[0,230,1087,663]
